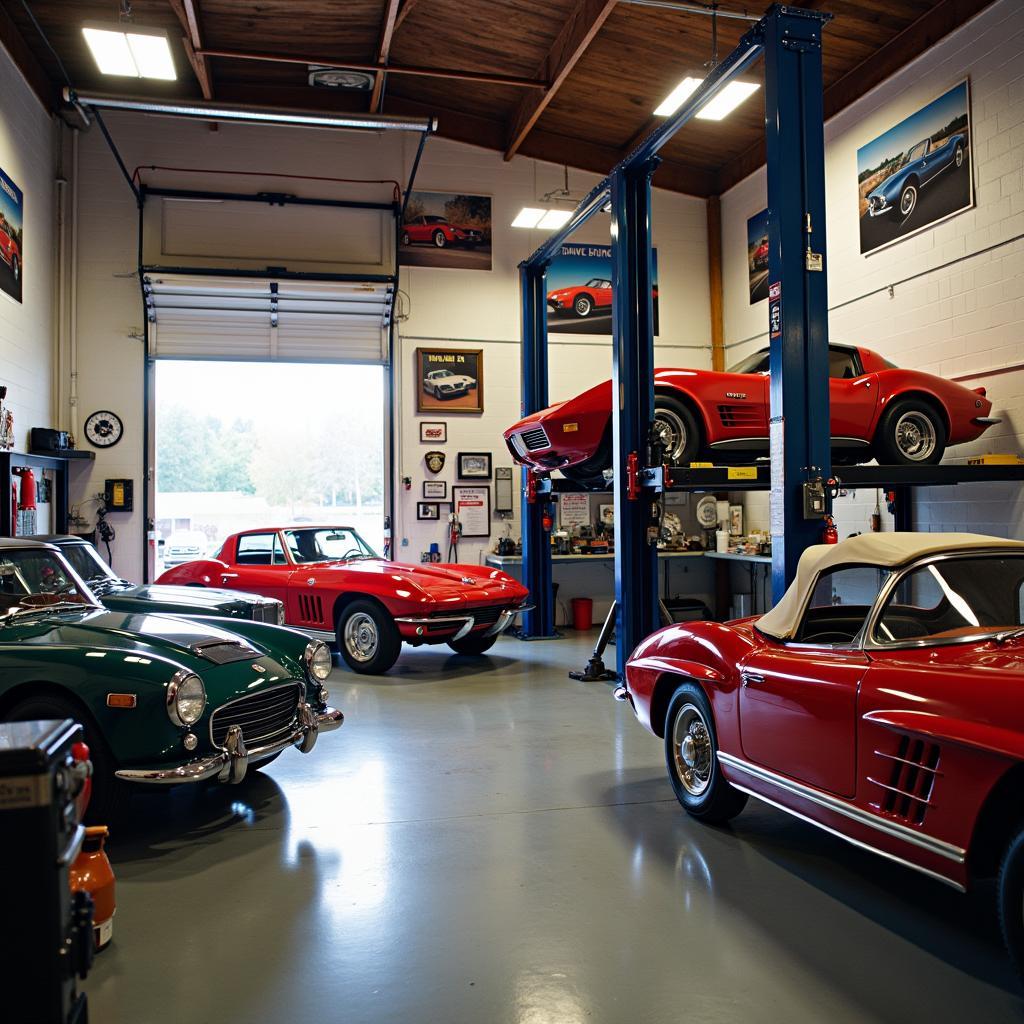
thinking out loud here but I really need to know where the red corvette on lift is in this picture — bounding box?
[619,533,1024,977]
[157,525,529,675]
[504,343,999,486]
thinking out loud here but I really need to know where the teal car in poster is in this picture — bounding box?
[41,534,285,624]
[0,538,343,821]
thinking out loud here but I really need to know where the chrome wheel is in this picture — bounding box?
[344,611,379,663]
[899,184,917,219]
[672,702,713,797]
[955,146,964,168]
[574,295,592,317]
[894,410,937,461]
[654,407,688,463]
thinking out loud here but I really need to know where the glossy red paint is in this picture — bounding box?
[157,525,528,650]
[503,343,996,470]
[547,278,613,316]
[0,214,19,276]
[402,215,482,247]
[752,238,769,269]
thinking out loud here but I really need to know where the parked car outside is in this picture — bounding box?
[618,532,1024,977]
[162,529,208,567]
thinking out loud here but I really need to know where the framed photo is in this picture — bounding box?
[400,191,492,271]
[453,485,491,537]
[423,480,447,500]
[746,209,769,304]
[420,421,447,443]
[0,166,24,304]
[457,451,492,479]
[416,347,483,414]
[857,79,973,256]
[416,502,441,521]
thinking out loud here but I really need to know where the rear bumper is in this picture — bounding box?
[115,704,343,786]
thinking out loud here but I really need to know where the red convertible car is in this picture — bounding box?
[504,343,998,484]
[157,525,529,674]
[402,215,483,249]
[618,532,1024,976]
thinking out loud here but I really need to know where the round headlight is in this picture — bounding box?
[167,671,206,727]
[305,640,333,682]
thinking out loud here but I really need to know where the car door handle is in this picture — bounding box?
[853,378,871,387]
[742,671,765,687]
[220,573,238,582]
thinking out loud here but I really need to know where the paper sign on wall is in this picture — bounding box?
[558,492,590,530]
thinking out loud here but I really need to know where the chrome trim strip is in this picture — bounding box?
[865,775,936,806]
[716,751,965,864]
[394,614,473,625]
[482,609,515,638]
[708,437,769,450]
[452,617,475,641]
[872,749,942,774]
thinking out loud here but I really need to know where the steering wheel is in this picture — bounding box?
[338,548,363,562]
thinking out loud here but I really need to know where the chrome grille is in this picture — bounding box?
[466,604,505,627]
[210,683,300,748]
[253,601,284,624]
[519,426,550,452]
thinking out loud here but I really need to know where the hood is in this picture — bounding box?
[103,583,255,611]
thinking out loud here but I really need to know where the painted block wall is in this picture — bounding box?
[0,43,55,456]
[721,0,1024,540]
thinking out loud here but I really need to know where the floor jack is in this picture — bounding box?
[568,599,674,682]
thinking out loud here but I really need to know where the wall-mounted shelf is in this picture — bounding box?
[0,449,95,536]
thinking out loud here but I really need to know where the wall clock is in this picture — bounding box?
[84,410,124,449]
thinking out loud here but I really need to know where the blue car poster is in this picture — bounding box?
[546,244,659,335]
[0,167,23,303]
[857,80,973,256]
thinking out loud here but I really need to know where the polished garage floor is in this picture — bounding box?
[85,633,1022,1023]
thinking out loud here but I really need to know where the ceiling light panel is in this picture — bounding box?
[654,77,759,120]
[82,23,176,80]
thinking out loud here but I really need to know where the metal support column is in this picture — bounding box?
[610,160,660,670]
[764,6,833,600]
[519,262,557,638]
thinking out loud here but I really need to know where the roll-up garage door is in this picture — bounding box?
[143,273,393,364]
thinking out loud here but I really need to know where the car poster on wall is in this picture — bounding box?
[0,167,24,304]
[401,191,492,270]
[416,347,483,414]
[546,244,659,335]
[746,209,769,304]
[857,80,973,256]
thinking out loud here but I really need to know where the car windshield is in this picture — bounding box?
[906,140,929,162]
[585,278,606,287]
[0,548,100,617]
[59,542,120,585]
[873,554,1024,645]
[283,528,378,564]
[433,370,454,378]
[727,349,770,374]
[425,216,448,223]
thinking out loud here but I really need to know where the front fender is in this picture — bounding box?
[156,558,231,586]
[863,709,1024,762]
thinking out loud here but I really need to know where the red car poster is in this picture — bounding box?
[400,191,491,271]
[746,208,769,304]
[546,244,659,335]
[0,167,23,304]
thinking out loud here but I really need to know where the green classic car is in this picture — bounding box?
[0,538,343,820]
[38,535,285,625]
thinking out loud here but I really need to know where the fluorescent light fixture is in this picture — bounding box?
[82,23,176,80]
[537,209,573,229]
[654,76,759,120]
[511,207,546,228]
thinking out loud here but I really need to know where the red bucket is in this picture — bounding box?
[571,597,593,630]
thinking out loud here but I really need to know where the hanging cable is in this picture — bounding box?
[19,0,73,88]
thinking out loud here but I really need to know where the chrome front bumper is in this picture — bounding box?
[867,199,891,217]
[115,703,344,786]
[395,604,533,641]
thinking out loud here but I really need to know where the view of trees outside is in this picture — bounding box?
[155,361,384,569]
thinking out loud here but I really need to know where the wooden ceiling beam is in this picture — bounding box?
[715,0,998,194]
[0,1,58,109]
[168,0,213,99]
[394,0,421,32]
[369,0,401,112]
[504,0,618,161]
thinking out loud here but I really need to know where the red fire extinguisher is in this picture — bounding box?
[12,467,36,536]
[822,515,838,545]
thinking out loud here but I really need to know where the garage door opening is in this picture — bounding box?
[154,360,385,574]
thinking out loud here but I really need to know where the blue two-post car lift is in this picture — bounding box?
[517,3,834,674]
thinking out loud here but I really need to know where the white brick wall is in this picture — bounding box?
[721,0,1024,539]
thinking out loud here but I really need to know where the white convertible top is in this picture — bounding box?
[756,532,1024,641]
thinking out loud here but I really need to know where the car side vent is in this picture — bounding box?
[297,594,324,624]
[867,734,940,826]
[519,427,550,452]
[717,404,760,428]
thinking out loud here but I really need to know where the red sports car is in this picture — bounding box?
[157,525,529,675]
[402,215,483,249]
[618,532,1024,976]
[548,277,613,318]
[751,236,769,270]
[0,214,20,283]
[504,343,998,485]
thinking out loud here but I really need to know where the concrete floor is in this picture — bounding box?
[85,633,1023,1023]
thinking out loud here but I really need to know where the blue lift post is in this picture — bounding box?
[763,6,834,600]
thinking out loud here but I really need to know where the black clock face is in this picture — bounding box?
[84,410,124,449]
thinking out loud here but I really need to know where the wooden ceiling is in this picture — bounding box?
[0,0,998,196]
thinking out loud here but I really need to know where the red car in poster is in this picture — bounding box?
[504,343,998,485]
[548,277,613,318]
[751,236,769,270]
[402,215,483,249]
[0,214,20,282]
[618,532,1024,977]
[157,525,529,675]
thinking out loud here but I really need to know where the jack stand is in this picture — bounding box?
[569,599,674,681]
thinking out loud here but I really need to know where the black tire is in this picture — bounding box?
[433,230,447,248]
[434,386,443,400]
[573,294,593,317]
[448,632,498,656]
[898,180,918,223]
[875,397,947,465]
[401,231,410,245]
[654,394,701,466]
[997,823,1024,981]
[5,694,131,823]
[663,683,747,823]
[336,598,401,675]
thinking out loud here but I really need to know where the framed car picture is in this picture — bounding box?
[457,451,492,480]
[400,191,492,271]
[416,502,441,521]
[423,480,447,500]
[453,485,491,537]
[416,347,483,414]
[420,421,447,443]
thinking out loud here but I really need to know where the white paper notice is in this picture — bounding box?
[769,416,785,539]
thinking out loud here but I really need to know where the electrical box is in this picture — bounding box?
[802,478,827,519]
[104,479,134,512]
